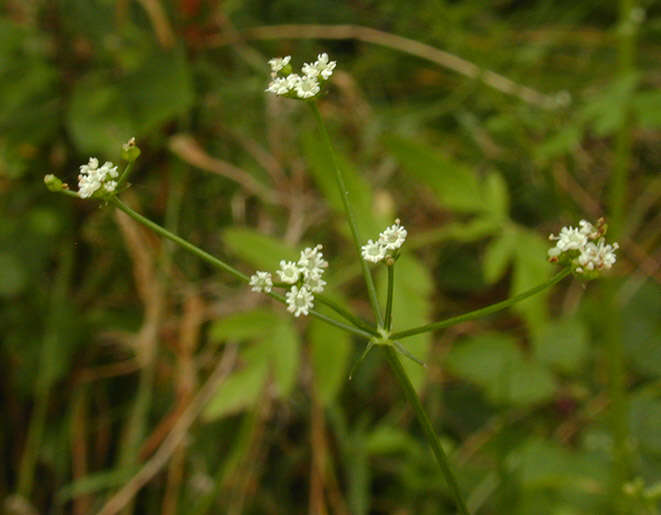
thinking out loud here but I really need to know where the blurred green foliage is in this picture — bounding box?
[1,0,661,514]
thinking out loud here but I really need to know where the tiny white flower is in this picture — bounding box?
[303,53,336,80]
[361,240,386,263]
[277,260,301,284]
[268,56,291,75]
[378,219,407,251]
[298,244,328,279]
[578,219,599,239]
[286,285,314,317]
[249,271,273,293]
[295,75,320,99]
[77,157,119,198]
[549,226,587,252]
[266,77,290,95]
[286,73,302,90]
[303,274,326,293]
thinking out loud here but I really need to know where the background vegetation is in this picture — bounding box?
[1,1,660,513]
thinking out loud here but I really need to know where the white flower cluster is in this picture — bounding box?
[77,157,119,199]
[249,244,328,317]
[266,53,336,100]
[361,219,407,264]
[548,219,619,275]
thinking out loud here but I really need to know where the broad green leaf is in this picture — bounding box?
[266,322,300,397]
[534,126,582,161]
[366,425,420,456]
[385,136,483,213]
[633,90,661,129]
[301,132,380,238]
[222,227,298,271]
[481,171,510,218]
[0,252,27,297]
[202,360,268,421]
[630,391,661,455]
[208,308,281,343]
[309,318,351,405]
[381,254,433,390]
[511,228,552,336]
[483,228,516,284]
[121,49,194,134]
[534,317,588,374]
[67,73,135,158]
[580,73,638,136]
[446,333,555,405]
[621,281,661,377]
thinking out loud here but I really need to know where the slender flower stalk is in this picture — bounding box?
[391,268,572,340]
[384,347,470,515]
[385,264,395,331]
[315,294,377,334]
[309,102,384,326]
[109,198,375,340]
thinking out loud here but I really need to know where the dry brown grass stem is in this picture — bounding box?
[205,24,560,109]
[96,345,238,515]
[168,134,280,205]
[136,0,175,48]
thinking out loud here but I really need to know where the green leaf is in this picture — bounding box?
[67,73,135,158]
[309,318,351,405]
[534,317,588,374]
[630,391,661,455]
[633,90,661,129]
[301,132,380,238]
[511,228,552,335]
[381,254,433,390]
[121,49,194,134]
[366,425,420,456]
[385,136,484,213]
[481,171,510,218]
[483,228,516,284]
[266,322,300,397]
[222,227,299,271]
[621,281,661,377]
[446,333,555,406]
[202,360,268,421]
[208,308,282,344]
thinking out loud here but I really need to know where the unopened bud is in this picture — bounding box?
[121,137,141,162]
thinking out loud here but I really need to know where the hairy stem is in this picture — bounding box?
[384,347,470,514]
[391,268,571,340]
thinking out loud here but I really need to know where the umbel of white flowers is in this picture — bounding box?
[548,218,618,277]
[77,157,119,198]
[361,219,408,264]
[249,244,328,317]
[266,53,336,100]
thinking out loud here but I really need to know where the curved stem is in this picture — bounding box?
[391,268,571,340]
[385,265,395,331]
[117,161,135,191]
[384,347,470,514]
[308,102,384,326]
[110,197,373,340]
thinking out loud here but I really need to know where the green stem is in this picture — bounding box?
[117,161,135,191]
[316,294,378,334]
[384,347,470,514]
[607,0,638,508]
[308,102,383,326]
[385,265,395,331]
[110,197,373,340]
[391,268,571,340]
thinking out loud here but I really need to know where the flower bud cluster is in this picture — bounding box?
[548,218,619,277]
[361,219,407,264]
[77,157,119,199]
[266,53,336,100]
[249,244,328,317]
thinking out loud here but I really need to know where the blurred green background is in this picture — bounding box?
[1,1,661,514]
